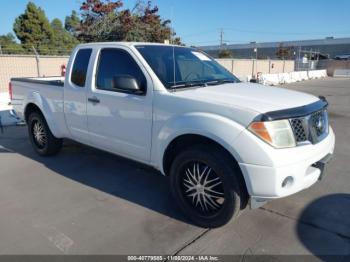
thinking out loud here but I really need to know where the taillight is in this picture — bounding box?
[8,82,13,101]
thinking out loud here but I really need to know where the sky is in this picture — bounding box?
[1,0,350,46]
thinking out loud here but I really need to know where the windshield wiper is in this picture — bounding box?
[169,81,206,89]
[205,79,237,86]
[169,79,237,90]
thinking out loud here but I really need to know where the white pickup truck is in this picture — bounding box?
[10,42,335,227]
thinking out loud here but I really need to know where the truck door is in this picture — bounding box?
[64,48,93,144]
[86,47,153,163]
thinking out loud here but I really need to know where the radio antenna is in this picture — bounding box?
[171,6,176,89]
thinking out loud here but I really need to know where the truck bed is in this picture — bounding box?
[11,76,64,87]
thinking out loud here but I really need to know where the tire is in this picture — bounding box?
[169,145,246,228]
[27,111,62,156]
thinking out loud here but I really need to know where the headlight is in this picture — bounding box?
[248,120,296,148]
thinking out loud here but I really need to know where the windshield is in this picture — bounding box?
[135,45,240,89]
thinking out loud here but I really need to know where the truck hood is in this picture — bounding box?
[173,82,319,115]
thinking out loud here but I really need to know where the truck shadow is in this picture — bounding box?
[0,126,190,224]
[296,193,350,261]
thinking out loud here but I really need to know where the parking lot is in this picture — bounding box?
[0,78,349,258]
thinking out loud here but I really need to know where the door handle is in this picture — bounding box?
[88,97,100,104]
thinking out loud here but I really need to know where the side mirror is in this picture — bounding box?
[112,75,144,94]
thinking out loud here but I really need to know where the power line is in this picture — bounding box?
[180,29,219,38]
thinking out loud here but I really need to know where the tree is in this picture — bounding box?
[0,33,24,54]
[218,49,233,58]
[10,0,180,55]
[77,0,123,41]
[50,18,79,55]
[74,0,181,44]
[13,2,53,53]
[65,11,80,34]
[276,43,294,60]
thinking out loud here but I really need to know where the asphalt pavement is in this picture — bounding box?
[0,78,349,259]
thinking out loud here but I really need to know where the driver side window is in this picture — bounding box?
[96,48,147,93]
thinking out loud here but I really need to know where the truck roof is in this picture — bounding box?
[76,42,181,48]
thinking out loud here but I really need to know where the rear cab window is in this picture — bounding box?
[71,49,92,87]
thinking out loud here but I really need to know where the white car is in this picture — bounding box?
[10,42,335,227]
[334,54,350,60]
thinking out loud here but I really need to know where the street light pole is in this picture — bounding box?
[252,47,258,79]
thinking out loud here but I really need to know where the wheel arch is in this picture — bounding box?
[163,134,240,176]
[24,103,42,123]
[23,92,65,138]
[163,133,249,208]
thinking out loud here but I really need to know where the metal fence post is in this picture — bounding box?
[0,115,3,134]
[32,46,41,77]
[297,46,301,71]
[231,59,234,74]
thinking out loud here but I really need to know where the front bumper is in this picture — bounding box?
[235,127,335,205]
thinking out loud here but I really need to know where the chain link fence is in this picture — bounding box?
[0,45,73,56]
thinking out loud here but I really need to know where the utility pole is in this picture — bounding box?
[170,6,174,44]
[220,28,224,49]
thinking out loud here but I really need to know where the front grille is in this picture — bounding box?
[311,110,326,137]
[290,118,307,142]
[290,118,307,143]
[290,109,328,145]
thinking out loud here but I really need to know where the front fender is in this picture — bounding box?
[153,112,246,174]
